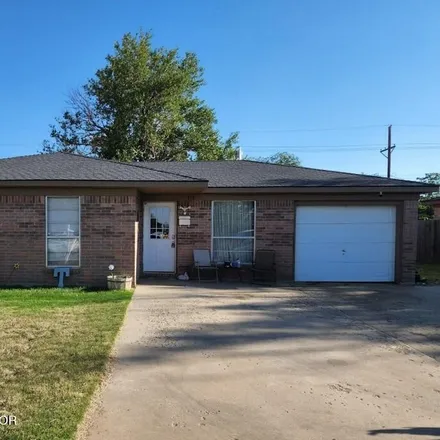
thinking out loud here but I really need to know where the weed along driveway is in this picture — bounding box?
[83,282,440,440]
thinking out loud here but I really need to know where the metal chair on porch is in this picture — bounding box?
[251,250,277,285]
[193,249,219,283]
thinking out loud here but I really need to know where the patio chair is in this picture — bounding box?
[193,249,219,283]
[251,250,276,285]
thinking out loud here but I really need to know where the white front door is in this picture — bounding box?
[295,206,396,282]
[143,202,176,272]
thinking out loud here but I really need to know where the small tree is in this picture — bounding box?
[416,173,440,220]
[42,31,238,162]
[416,173,440,194]
[246,151,301,166]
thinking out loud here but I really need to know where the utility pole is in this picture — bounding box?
[387,124,392,178]
[380,125,395,178]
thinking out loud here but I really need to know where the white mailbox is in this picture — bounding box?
[179,215,191,226]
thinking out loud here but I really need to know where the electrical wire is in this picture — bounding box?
[242,145,440,152]
[241,144,440,153]
[242,143,440,149]
[238,124,440,132]
[238,124,388,133]
[393,124,440,128]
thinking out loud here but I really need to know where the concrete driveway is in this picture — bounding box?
[81,282,440,440]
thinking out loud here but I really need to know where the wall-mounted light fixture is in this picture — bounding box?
[178,205,192,215]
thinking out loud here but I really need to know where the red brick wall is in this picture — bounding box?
[173,198,294,280]
[0,195,46,285]
[401,199,419,284]
[0,193,419,286]
[172,197,416,283]
[0,194,139,287]
[81,195,138,286]
[255,199,295,280]
[176,199,211,274]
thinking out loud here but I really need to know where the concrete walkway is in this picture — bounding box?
[81,282,440,440]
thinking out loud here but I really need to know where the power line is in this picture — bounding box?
[242,142,440,149]
[238,124,388,133]
[238,124,440,132]
[243,145,440,151]
[387,146,440,151]
[393,124,440,128]
[243,145,440,153]
[401,146,440,150]
[241,142,440,150]
[243,143,385,148]
[399,142,440,145]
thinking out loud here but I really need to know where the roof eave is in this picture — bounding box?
[0,180,209,191]
[203,185,439,194]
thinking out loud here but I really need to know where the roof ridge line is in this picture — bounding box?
[0,152,46,161]
[57,152,207,182]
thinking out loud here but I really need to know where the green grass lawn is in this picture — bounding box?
[417,264,440,284]
[0,287,133,440]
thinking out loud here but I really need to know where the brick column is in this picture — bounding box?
[81,195,138,286]
[401,200,419,284]
[0,195,46,285]
[255,199,295,280]
[176,199,211,274]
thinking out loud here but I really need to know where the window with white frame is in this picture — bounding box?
[212,201,255,264]
[46,197,80,267]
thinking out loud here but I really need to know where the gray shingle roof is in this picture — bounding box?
[135,160,431,188]
[0,153,434,190]
[0,153,205,182]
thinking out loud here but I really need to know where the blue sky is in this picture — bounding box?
[1,0,439,180]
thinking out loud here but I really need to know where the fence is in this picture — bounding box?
[417,219,440,263]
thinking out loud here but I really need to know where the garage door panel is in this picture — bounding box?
[296,223,396,244]
[295,206,396,282]
[296,206,396,224]
[295,261,395,282]
[295,242,395,264]
[343,242,395,262]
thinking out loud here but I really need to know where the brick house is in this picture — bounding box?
[0,152,436,286]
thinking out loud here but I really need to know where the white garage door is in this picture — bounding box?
[295,206,396,282]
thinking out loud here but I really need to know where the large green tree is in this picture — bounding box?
[417,172,440,220]
[42,32,239,161]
